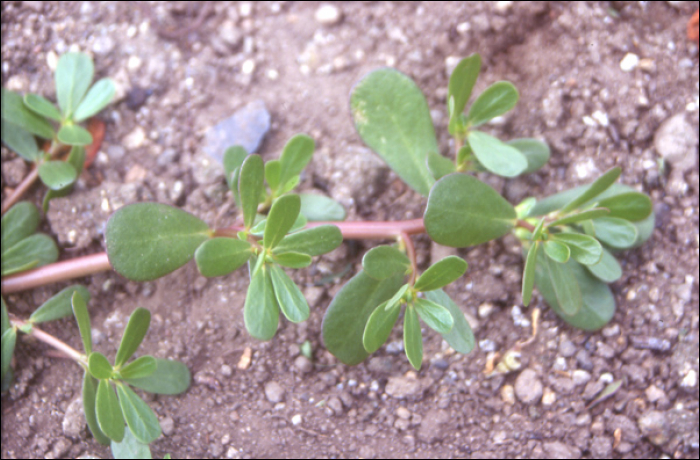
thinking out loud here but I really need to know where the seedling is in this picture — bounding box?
[1,52,113,212]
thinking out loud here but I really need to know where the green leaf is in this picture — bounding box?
[507,138,550,174]
[544,240,570,263]
[1,233,59,276]
[1,88,55,139]
[322,270,405,365]
[362,246,411,281]
[363,300,401,354]
[550,232,602,265]
[350,68,438,196]
[592,217,638,249]
[424,289,474,354]
[414,298,453,334]
[456,144,473,167]
[522,242,539,306]
[279,134,314,187]
[265,159,282,191]
[426,150,456,180]
[272,252,312,269]
[263,194,301,249]
[23,93,62,121]
[223,146,248,190]
[269,264,310,323]
[413,255,467,292]
[280,175,300,194]
[584,247,622,283]
[1,119,41,161]
[385,283,410,311]
[403,305,423,370]
[89,352,114,380]
[299,193,346,221]
[116,383,161,444]
[73,78,115,122]
[106,203,211,281]
[55,52,94,119]
[119,356,157,380]
[72,291,93,355]
[467,131,527,178]
[424,173,516,247]
[1,329,17,384]
[42,146,87,212]
[1,297,8,336]
[244,260,279,340]
[57,123,93,146]
[273,225,342,256]
[548,208,611,227]
[2,201,39,252]
[96,379,125,442]
[30,285,90,324]
[466,81,519,127]
[239,154,265,229]
[111,426,152,460]
[532,217,546,241]
[448,54,481,121]
[38,160,78,190]
[194,238,252,277]
[560,167,621,213]
[124,358,190,395]
[545,254,582,316]
[83,371,111,445]
[596,192,652,221]
[115,308,151,368]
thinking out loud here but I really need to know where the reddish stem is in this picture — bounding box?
[1,253,111,294]
[10,318,87,366]
[1,167,40,215]
[516,219,536,232]
[401,231,418,285]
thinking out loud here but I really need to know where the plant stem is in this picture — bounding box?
[401,231,418,285]
[1,253,111,294]
[1,167,40,215]
[516,219,536,232]
[10,317,87,366]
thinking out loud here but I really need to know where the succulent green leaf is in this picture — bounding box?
[426,150,456,180]
[596,192,652,221]
[425,173,516,247]
[522,242,539,306]
[468,131,527,178]
[362,246,411,281]
[263,194,301,249]
[42,146,86,212]
[73,78,115,122]
[414,298,453,334]
[124,358,191,395]
[545,254,582,316]
[1,329,17,384]
[1,233,59,276]
[363,300,401,354]
[265,159,282,191]
[280,175,301,194]
[38,160,78,190]
[272,251,312,268]
[403,305,423,370]
[592,217,638,249]
[83,371,111,445]
[72,291,93,355]
[350,68,437,196]
[115,308,151,368]
[413,255,467,292]
[560,167,621,213]
[55,52,94,118]
[288,212,307,234]
[2,201,39,251]
[1,297,8,336]
[531,217,546,241]
[279,134,314,187]
[244,261,279,340]
[424,289,474,353]
[223,146,247,191]
[57,123,93,146]
[448,54,481,120]
[30,285,90,324]
[1,119,41,162]
[299,193,346,221]
[456,144,473,167]
[116,383,161,444]
[544,240,570,264]
[119,356,157,380]
[270,264,310,323]
[466,81,519,127]
[194,238,252,277]
[96,379,125,442]
[548,208,611,227]
[88,352,114,380]
[105,203,211,281]
[239,154,265,229]
[110,426,152,460]
[274,225,342,256]
[1,88,55,139]
[322,270,405,365]
[550,232,602,265]
[586,248,622,284]
[23,93,62,122]
[385,283,410,311]
[507,138,550,174]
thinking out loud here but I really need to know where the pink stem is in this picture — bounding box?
[10,318,87,366]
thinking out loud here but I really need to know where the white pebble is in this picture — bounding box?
[315,4,342,25]
[241,59,256,75]
[620,53,639,72]
[291,414,302,426]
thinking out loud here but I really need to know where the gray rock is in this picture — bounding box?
[638,410,669,446]
[264,381,285,403]
[514,369,543,404]
[417,409,449,443]
[327,396,343,415]
[611,415,641,443]
[559,340,577,357]
[202,100,270,163]
[1,157,28,187]
[589,435,613,457]
[654,113,698,173]
[62,397,85,439]
[543,441,581,459]
[293,356,313,374]
[385,376,421,399]
[160,416,175,436]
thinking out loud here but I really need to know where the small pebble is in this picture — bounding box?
[315,4,342,25]
[291,414,302,426]
[637,410,669,446]
[501,384,515,405]
[514,368,543,404]
[264,381,285,403]
[620,53,639,72]
[644,384,666,403]
[160,416,175,436]
[559,340,577,358]
[294,356,313,374]
[385,376,421,399]
[572,370,592,386]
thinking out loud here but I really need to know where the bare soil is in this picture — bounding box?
[2,2,699,459]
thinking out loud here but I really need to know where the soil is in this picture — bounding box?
[2,1,699,459]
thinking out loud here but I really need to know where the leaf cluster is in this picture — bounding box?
[1,201,58,276]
